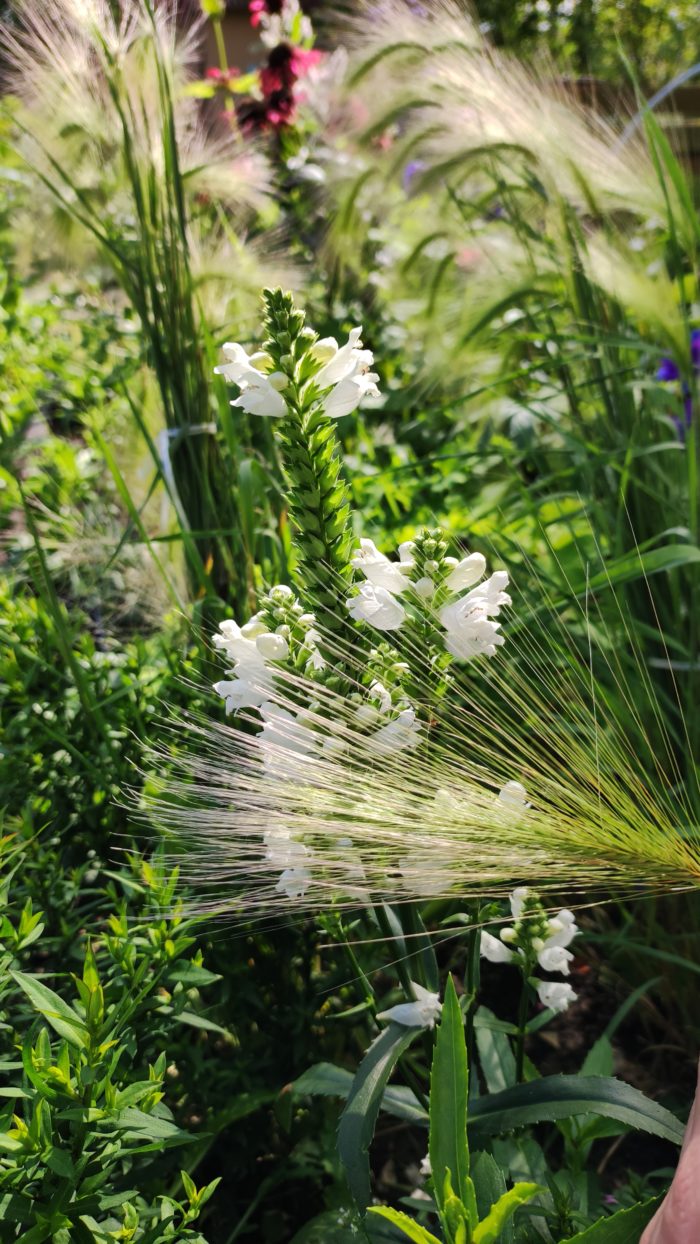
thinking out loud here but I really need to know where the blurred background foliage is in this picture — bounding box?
[2,0,700,1239]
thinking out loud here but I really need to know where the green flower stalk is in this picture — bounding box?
[215,288,380,637]
[262,290,355,628]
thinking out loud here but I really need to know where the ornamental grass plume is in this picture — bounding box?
[145,291,700,920]
[2,0,296,608]
[320,0,693,390]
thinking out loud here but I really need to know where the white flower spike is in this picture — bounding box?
[377,982,442,1029]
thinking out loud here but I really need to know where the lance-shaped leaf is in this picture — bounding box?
[338,1022,422,1211]
[368,1207,441,1243]
[566,1197,662,1242]
[472,1182,544,1244]
[467,1075,685,1146]
[429,976,477,1227]
[10,971,88,1049]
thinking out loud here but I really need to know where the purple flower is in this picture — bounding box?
[656,328,699,440]
[402,159,426,192]
[656,328,700,382]
[656,357,680,381]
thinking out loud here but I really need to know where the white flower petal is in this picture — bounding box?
[480,931,514,964]
[535,980,577,1013]
[346,582,406,631]
[377,982,442,1029]
[444,552,486,591]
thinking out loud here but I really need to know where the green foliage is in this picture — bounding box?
[0,856,222,1241]
[3,4,700,1239]
[428,977,474,1220]
[474,0,700,90]
[339,1023,422,1212]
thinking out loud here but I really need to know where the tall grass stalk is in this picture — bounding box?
[3,0,291,613]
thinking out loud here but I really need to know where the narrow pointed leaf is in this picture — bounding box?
[467,1076,684,1145]
[566,1196,662,1241]
[10,971,87,1049]
[472,1182,544,1243]
[339,1023,422,1211]
[368,1207,441,1243]
[429,976,474,1221]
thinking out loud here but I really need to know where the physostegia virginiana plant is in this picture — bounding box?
[146,291,700,936]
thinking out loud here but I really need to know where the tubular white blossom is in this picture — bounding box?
[480,931,515,964]
[346,582,406,630]
[444,552,487,592]
[535,980,577,1012]
[351,538,412,594]
[377,982,442,1028]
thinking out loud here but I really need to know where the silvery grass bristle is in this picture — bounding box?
[1,0,289,310]
[145,558,700,921]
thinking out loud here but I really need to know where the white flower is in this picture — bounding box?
[351,538,411,594]
[538,945,574,975]
[313,327,366,386]
[439,572,510,662]
[233,372,288,418]
[313,327,380,418]
[398,541,416,565]
[213,676,271,714]
[413,576,435,599]
[212,617,289,715]
[480,931,514,964]
[255,632,290,662]
[441,610,504,661]
[324,368,380,418]
[498,781,529,810]
[467,571,512,616]
[371,707,421,753]
[258,702,317,771]
[377,982,442,1029]
[215,342,288,418]
[346,582,406,631]
[536,980,577,1013]
[214,342,272,384]
[545,909,578,949]
[510,886,529,918]
[213,618,266,665]
[444,552,486,592]
[275,867,311,899]
[263,829,309,868]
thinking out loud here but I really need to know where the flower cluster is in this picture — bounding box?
[346,529,510,662]
[480,886,578,1012]
[213,584,322,715]
[214,326,379,421]
[249,0,312,48]
[242,0,320,129]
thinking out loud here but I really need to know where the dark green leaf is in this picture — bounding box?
[468,1076,685,1146]
[339,1024,422,1211]
[566,1197,662,1242]
[429,976,473,1216]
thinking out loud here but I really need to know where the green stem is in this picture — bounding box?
[515,975,530,1083]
